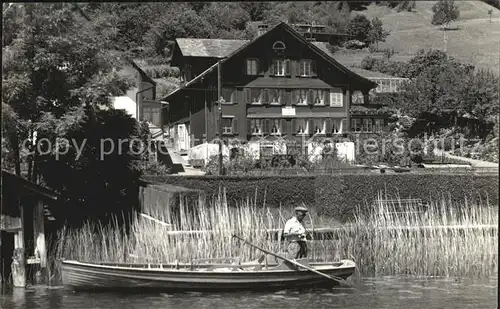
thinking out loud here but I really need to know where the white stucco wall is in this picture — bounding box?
[336,142,355,162]
[112,96,137,119]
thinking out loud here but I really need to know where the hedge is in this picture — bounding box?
[144,175,316,210]
[143,174,499,221]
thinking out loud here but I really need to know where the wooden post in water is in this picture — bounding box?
[12,197,26,288]
[33,200,47,284]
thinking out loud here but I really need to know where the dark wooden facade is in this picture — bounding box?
[165,22,377,148]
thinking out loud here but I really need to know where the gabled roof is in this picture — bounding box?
[164,22,377,101]
[175,38,249,58]
[2,170,59,201]
[127,58,157,86]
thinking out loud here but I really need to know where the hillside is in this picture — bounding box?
[353,1,500,74]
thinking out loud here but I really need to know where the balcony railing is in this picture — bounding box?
[370,77,409,94]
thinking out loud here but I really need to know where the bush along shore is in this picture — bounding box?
[51,191,498,283]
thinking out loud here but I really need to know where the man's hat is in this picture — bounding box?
[294,206,308,213]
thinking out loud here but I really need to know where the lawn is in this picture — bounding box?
[351,1,500,74]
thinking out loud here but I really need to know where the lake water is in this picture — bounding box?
[0,276,497,309]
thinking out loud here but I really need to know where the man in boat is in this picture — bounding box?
[283,206,309,260]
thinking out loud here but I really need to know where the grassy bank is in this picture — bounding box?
[52,192,498,281]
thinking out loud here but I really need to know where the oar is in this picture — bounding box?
[232,234,350,287]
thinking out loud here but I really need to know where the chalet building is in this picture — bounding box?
[164,22,405,158]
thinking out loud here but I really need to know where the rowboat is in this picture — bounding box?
[61,256,356,292]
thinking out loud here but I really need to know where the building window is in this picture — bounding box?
[250,119,263,135]
[375,119,384,132]
[296,89,308,105]
[222,117,235,135]
[142,107,161,126]
[311,89,324,105]
[245,88,263,104]
[363,118,373,132]
[351,119,362,133]
[311,118,326,135]
[270,119,281,135]
[273,59,285,76]
[331,119,343,134]
[330,88,343,107]
[295,118,308,134]
[352,91,364,105]
[272,41,286,50]
[245,59,258,75]
[221,88,236,103]
[268,89,282,105]
[299,60,312,77]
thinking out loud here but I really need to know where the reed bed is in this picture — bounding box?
[54,190,498,279]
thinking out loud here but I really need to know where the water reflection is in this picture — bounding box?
[1,276,497,309]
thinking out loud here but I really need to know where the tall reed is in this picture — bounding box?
[54,190,498,279]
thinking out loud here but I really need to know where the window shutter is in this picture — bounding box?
[263,119,270,134]
[291,61,298,76]
[262,89,269,105]
[312,61,317,76]
[256,60,262,75]
[291,119,296,133]
[215,117,220,137]
[230,118,237,134]
[284,90,291,106]
[307,90,314,106]
[269,60,275,75]
[280,119,287,134]
[323,90,330,105]
[285,60,291,76]
[292,90,298,105]
[325,118,333,135]
[243,60,248,75]
[244,88,252,104]
[247,119,252,135]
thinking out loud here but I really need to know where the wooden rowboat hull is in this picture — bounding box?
[61,259,356,292]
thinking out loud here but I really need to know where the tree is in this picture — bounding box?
[405,49,473,78]
[202,3,251,33]
[399,57,497,138]
[368,17,390,50]
[431,0,460,28]
[145,8,213,56]
[346,14,373,44]
[239,2,272,21]
[430,0,458,53]
[2,3,139,224]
